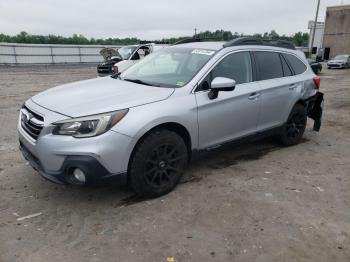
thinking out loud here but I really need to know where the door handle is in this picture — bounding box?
[289,83,298,90]
[248,92,260,100]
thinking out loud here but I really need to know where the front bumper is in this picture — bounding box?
[327,63,345,69]
[18,104,134,185]
[19,142,127,185]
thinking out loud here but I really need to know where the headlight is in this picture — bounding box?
[111,65,118,74]
[53,109,128,138]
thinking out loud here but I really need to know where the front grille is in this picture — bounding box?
[97,64,112,74]
[329,64,342,68]
[20,106,44,140]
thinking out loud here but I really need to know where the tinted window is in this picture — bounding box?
[197,52,252,91]
[280,55,293,77]
[211,52,252,84]
[283,53,307,75]
[254,51,284,80]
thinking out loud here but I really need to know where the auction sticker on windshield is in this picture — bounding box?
[191,49,215,56]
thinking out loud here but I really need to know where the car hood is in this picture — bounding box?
[328,59,346,63]
[100,48,119,61]
[31,77,175,118]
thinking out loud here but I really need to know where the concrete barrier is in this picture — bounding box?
[0,43,122,64]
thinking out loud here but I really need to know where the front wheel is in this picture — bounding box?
[129,129,188,198]
[279,104,307,146]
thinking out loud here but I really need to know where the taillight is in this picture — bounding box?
[313,76,320,89]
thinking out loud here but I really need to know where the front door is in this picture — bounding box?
[195,51,261,149]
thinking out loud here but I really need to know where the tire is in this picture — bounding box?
[279,104,307,146]
[129,129,188,198]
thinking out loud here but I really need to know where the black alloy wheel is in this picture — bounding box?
[129,130,188,198]
[279,104,307,146]
[286,111,306,139]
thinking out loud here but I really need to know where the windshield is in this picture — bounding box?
[117,46,137,60]
[334,55,348,60]
[120,47,216,88]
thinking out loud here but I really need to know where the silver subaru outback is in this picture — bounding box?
[18,37,324,198]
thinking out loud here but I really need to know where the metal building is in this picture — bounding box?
[323,5,350,60]
[308,21,325,55]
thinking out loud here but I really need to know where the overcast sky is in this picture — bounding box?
[0,0,349,40]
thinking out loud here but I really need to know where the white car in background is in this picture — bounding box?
[327,54,350,69]
[112,44,165,74]
[97,44,162,76]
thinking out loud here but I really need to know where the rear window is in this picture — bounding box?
[254,51,284,80]
[283,54,307,75]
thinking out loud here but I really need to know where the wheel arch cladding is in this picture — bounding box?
[296,99,307,107]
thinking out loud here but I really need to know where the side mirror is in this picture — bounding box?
[208,77,236,99]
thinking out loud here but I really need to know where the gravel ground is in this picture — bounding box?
[0,64,349,262]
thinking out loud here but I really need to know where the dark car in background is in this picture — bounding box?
[308,58,322,74]
[97,47,122,76]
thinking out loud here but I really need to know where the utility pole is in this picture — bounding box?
[194,28,198,37]
[310,0,321,56]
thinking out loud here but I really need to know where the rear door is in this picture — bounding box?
[254,51,301,131]
[195,51,261,149]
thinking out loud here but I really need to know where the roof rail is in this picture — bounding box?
[173,38,203,45]
[223,37,296,50]
[173,37,221,45]
[271,40,296,50]
[223,37,263,47]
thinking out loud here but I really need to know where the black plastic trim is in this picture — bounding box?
[305,92,324,131]
[223,37,296,50]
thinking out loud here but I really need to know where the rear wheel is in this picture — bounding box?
[279,104,307,146]
[129,129,188,198]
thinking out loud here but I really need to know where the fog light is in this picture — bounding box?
[73,168,86,183]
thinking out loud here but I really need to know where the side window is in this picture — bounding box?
[280,54,293,77]
[131,52,140,60]
[254,51,284,80]
[198,52,252,91]
[283,53,307,75]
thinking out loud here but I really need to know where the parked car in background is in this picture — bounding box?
[308,58,322,74]
[19,37,323,198]
[97,47,122,76]
[327,55,350,69]
[97,44,155,76]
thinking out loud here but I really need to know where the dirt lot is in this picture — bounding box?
[0,64,349,262]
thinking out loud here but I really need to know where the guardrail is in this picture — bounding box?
[0,43,122,64]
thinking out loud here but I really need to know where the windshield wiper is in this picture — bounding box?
[123,78,160,87]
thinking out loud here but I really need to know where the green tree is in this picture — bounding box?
[0,30,308,46]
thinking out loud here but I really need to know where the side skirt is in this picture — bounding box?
[191,126,283,160]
